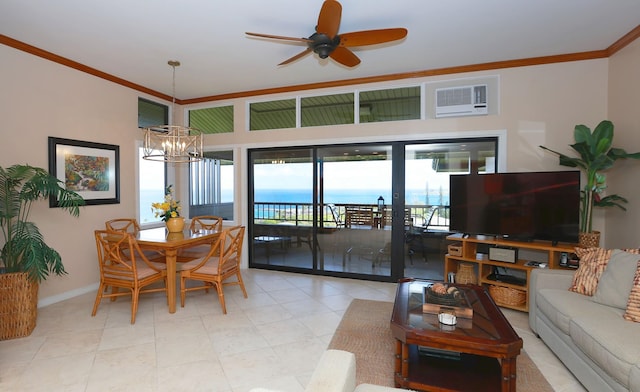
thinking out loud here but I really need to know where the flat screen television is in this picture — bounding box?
[449,171,580,244]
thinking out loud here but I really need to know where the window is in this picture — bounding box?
[249,99,296,131]
[189,106,234,134]
[138,98,168,127]
[301,93,354,127]
[359,86,421,123]
[189,150,234,220]
[137,98,167,225]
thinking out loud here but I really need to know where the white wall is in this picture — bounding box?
[1,38,635,303]
[607,38,640,248]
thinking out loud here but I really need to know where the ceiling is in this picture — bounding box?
[2,0,639,102]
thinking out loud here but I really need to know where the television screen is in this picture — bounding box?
[449,171,580,243]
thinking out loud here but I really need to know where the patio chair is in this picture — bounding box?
[179,225,247,314]
[92,230,168,324]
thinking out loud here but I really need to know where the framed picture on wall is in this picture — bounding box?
[48,137,120,207]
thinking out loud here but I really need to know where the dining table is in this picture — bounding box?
[135,226,221,313]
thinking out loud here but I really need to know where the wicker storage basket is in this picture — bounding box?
[448,243,463,257]
[455,263,477,284]
[0,272,38,340]
[489,285,526,307]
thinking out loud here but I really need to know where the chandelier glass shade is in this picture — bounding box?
[142,60,203,163]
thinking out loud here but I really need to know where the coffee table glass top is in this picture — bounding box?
[404,279,500,340]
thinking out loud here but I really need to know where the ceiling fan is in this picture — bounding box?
[246,0,407,67]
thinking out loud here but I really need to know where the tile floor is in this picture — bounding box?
[0,269,586,391]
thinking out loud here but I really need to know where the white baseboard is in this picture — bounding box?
[38,283,99,308]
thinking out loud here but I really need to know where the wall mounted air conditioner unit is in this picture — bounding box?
[435,84,488,118]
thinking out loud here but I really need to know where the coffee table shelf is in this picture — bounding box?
[399,345,502,392]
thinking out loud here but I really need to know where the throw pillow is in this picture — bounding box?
[569,247,640,296]
[569,247,612,296]
[624,261,640,322]
[591,249,640,309]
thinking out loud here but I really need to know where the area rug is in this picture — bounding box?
[328,299,554,391]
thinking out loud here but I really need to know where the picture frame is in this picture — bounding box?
[48,137,120,207]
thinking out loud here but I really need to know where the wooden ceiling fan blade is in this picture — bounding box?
[329,46,360,67]
[246,32,311,44]
[279,48,313,66]
[316,0,341,38]
[339,28,408,47]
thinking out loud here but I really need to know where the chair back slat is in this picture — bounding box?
[218,225,245,274]
[106,218,141,234]
[190,216,223,232]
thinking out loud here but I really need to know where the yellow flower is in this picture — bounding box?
[151,185,180,222]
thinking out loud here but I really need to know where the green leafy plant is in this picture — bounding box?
[0,164,85,283]
[540,120,640,233]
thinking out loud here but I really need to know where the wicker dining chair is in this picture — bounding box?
[105,218,165,263]
[179,225,247,314]
[178,216,225,260]
[92,230,168,324]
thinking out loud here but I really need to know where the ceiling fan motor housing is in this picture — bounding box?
[308,33,340,58]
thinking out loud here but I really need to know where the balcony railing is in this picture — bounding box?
[253,202,450,230]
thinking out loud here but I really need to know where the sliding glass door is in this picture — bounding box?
[248,138,497,282]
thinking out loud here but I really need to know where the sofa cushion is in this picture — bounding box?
[624,261,640,323]
[591,249,640,309]
[306,350,357,392]
[537,288,599,335]
[570,311,640,389]
[354,384,406,392]
[629,364,640,392]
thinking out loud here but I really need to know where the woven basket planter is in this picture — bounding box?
[0,272,38,340]
[578,231,601,248]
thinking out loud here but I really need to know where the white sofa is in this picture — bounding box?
[529,251,640,392]
[250,349,406,392]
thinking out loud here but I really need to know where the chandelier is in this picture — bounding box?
[142,60,203,163]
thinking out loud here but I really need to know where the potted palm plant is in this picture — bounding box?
[0,164,85,340]
[540,120,640,247]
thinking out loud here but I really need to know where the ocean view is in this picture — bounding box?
[255,188,449,206]
[139,188,449,224]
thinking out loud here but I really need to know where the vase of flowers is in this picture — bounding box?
[151,185,184,233]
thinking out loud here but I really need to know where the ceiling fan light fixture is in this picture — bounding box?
[142,60,203,163]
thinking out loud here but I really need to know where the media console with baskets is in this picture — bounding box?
[444,234,577,312]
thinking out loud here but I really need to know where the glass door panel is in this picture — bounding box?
[316,145,393,277]
[404,140,497,280]
[249,149,314,269]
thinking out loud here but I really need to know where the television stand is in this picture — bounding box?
[445,233,577,312]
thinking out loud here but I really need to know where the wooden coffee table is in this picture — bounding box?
[391,278,523,392]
